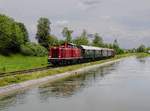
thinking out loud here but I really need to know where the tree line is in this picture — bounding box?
[35,17,124,55]
[3,14,146,56]
[127,45,150,53]
[0,14,47,56]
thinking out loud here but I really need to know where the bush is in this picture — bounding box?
[0,14,28,55]
[21,42,48,56]
[137,44,146,53]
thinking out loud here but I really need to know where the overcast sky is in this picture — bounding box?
[0,0,150,48]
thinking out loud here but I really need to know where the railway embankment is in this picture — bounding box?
[0,54,134,96]
[0,54,47,73]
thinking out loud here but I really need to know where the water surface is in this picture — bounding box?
[0,57,150,111]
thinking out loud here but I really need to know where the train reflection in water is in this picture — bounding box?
[38,63,117,100]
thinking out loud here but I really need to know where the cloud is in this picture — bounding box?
[82,0,100,5]
[55,20,69,27]
[99,16,111,21]
[1,0,150,48]
[78,0,101,10]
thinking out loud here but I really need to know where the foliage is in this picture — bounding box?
[137,44,146,52]
[112,39,124,54]
[147,47,150,50]
[62,27,73,43]
[127,48,136,53]
[58,40,66,45]
[73,30,89,45]
[20,42,48,56]
[102,43,107,48]
[108,44,114,49]
[0,14,27,55]
[92,33,103,47]
[47,34,59,47]
[16,22,29,42]
[36,17,51,49]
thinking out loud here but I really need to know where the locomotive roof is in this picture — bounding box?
[80,45,114,51]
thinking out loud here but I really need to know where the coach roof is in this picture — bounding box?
[80,45,103,50]
[80,45,114,51]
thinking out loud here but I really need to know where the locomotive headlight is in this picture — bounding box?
[59,56,61,58]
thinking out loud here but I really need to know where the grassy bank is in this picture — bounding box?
[135,53,150,58]
[0,54,47,73]
[0,53,133,87]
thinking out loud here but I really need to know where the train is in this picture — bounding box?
[48,43,115,65]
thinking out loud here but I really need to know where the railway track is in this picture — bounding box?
[0,66,55,78]
[0,62,85,78]
[0,58,112,78]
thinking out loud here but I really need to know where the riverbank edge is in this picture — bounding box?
[0,58,125,97]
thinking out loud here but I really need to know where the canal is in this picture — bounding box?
[0,57,150,111]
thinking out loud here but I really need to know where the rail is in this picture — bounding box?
[0,66,54,78]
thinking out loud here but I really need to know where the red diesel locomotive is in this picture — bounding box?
[48,43,115,65]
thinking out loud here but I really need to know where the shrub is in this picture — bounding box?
[21,42,48,56]
[137,44,146,53]
[0,14,28,55]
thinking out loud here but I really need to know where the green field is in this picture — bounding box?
[0,54,47,73]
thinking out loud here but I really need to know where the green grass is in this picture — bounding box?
[135,53,150,58]
[0,54,47,73]
[0,53,134,87]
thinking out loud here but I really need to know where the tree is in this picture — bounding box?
[58,39,66,45]
[62,27,73,43]
[112,39,124,54]
[108,43,113,49]
[48,35,58,47]
[103,43,109,48]
[73,30,89,45]
[137,44,146,52]
[0,14,26,54]
[113,39,119,47]
[16,22,29,43]
[36,17,51,49]
[92,33,103,47]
